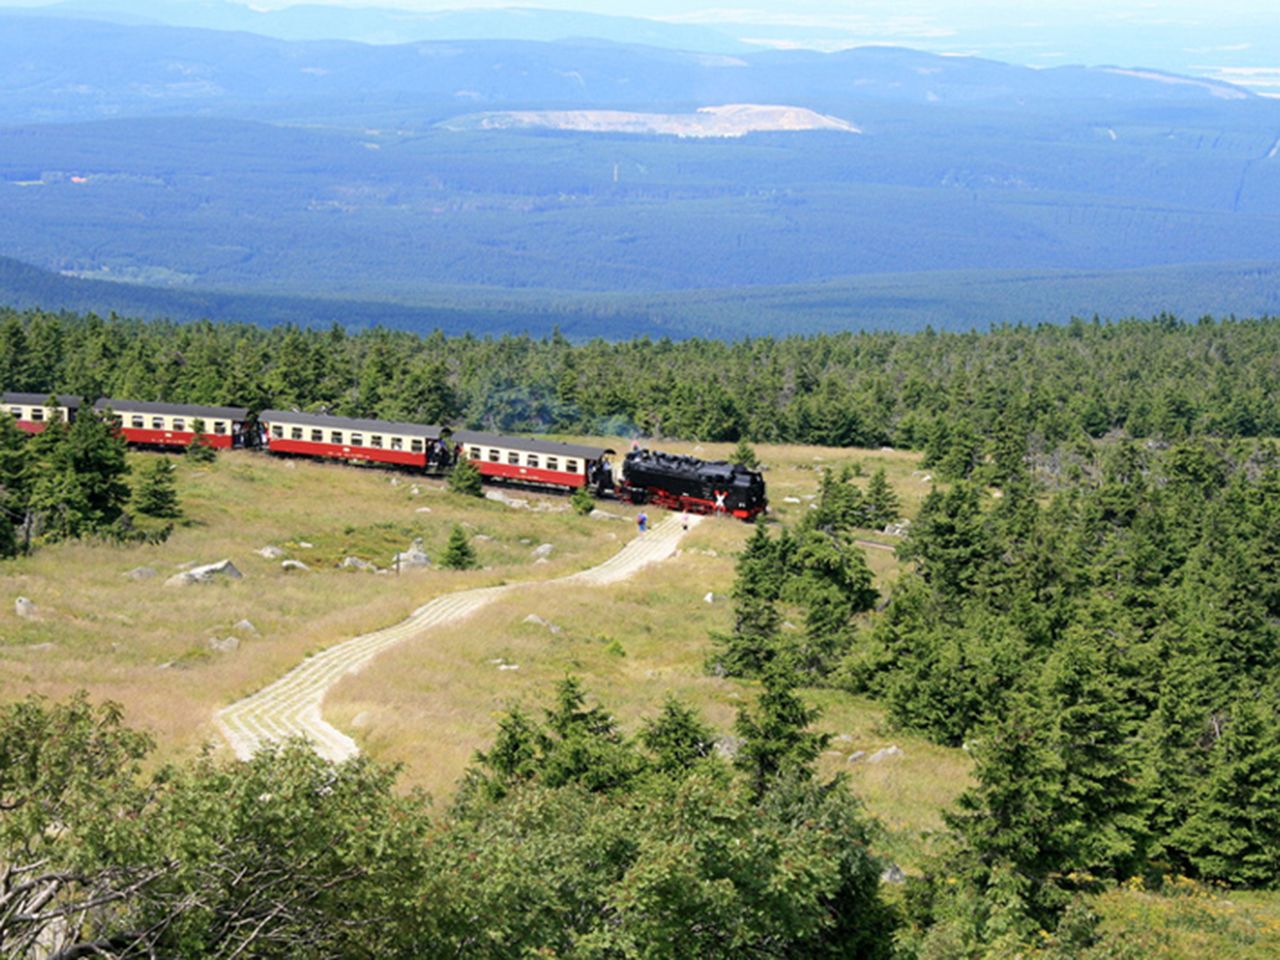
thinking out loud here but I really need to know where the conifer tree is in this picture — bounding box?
[447,458,484,498]
[733,662,829,799]
[639,696,716,775]
[1172,701,1280,886]
[134,458,181,519]
[864,467,900,528]
[729,437,758,469]
[440,524,478,570]
[185,417,217,463]
[570,483,594,516]
[709,524,783,677]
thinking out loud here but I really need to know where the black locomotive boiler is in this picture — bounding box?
[616,448,767,520]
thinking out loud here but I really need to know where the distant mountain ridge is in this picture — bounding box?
[20,0,750,51]
[0,12,1278,334]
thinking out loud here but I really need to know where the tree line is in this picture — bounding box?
[1,310,1278,452]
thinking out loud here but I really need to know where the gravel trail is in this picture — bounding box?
[216,514,698,761]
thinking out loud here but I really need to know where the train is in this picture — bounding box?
[2,392,768,520]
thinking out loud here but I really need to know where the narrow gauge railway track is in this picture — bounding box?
[216,515,699,762]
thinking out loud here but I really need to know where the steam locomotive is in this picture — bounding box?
[616,448,768,520]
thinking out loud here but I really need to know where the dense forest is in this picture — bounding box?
[2,309,1278,454]
[5,309,1280,956]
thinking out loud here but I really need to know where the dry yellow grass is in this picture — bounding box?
[0,450,619,759]
[1,438,964,867]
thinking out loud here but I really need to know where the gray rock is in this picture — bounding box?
[847,751,866,763]
[208,636,240,654]
[165,560,242,587]
[783,496,802,504]
[233,619,258,635]
[14,597,37,619]
[341,556,376,571]
[410,485,421,496]
[281,559,310,573]
[867,746,903,763]
[296,541,314,549]
[497,663,520,671]
[704,592,718,603]
[714,736,746,760]
[524,614,548,626]
[534,557,549,565]
[391,537,430,568]
[883,521,911,538]
[589,508,622,520]
[123,566,156,581]
[415,506,432,513]
[485,490,529,509]
[256,546,285,559]
[532,543,554,558]
[351,711,371,728]
[881,863,906,885]
[390,477,401,486]
[473,534,493,542]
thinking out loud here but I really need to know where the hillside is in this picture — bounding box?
[1,16,1279,332]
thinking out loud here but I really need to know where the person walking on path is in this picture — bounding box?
[637,511,648,533]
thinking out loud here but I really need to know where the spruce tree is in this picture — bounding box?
[709,523,783,677]
[185,417,217,463]
[448,458,484,498]
[133,458,181,519]
[729,438,759,469]
[639,696,716,775]
[864,467,900,528]
[733,662,828,799]
[1172,701,1280,886]
[570,484,594,516]
[440,524,478,569]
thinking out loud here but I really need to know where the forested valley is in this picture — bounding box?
[4,309,1280,957]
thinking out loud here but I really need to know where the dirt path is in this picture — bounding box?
[216,515,699,762]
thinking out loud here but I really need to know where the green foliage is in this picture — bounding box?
[185,416,217,463]
[1172,702,1280,887]
[729,437,759,469]
[439,523,478,569]
[24,410,132,542]
[133,456,181,519]
[570,482,594,515]
[447,456,483,497]
[733,663,830,799]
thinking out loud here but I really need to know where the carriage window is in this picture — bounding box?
[351,433,363,447]
[371,435,383,448]
[469,447,481,460]
[546,457,559,471]
[331,431,343,444]
[172,418,185,431]
[390,437,403,451]
[507,451,520,465]
[410,439,424,453]
[566,460,579,473]
[213,421,227,434]
[488,448,500,462]
[526,454,539,468]
[152,417,164,429]
[132,416,144,428]
[8,407,20,418]
[291,427,303,440]
[271,425,283,439]
[308,429,321,442]
[31,408,44,422]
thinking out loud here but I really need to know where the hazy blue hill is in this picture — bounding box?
[1,14,1278,334]
[29,1,749,51]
